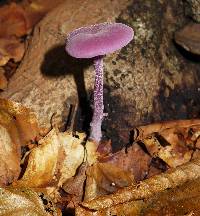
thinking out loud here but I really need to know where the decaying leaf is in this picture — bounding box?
[84,162,135,201]
[0,98,40,147]
[77,178,200,215]
[0,37,25,66]
[0,1,65,66]
[142,133,192,168]
[76,200,144,216]
[79,157,200,213]
[0,3,28,66]
[0,3,29,38]
[139,177,200,215]
[62,163,88,208]
[0,98,200,215]
[133,119,200,168]
[133,119,200,141]
[0,99,40,186]
[0,186,60,216]
[16,129,61,188]
[16,129,97,189]
[0,124,21,186]
[99,143,152,182]
[0,67,8,90]
[21,0,66,28]
[58,132,86,187]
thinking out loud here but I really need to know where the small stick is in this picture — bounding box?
[81,157,200,210]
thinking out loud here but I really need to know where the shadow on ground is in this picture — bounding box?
[40,44,93,133]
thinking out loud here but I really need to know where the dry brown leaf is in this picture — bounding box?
[63,163,87,208]
[61,140,154,208]
[0,3,28,65]
[0,186,60,216]
[0,98,40,147]
[0,1,64,66]
[134,120,200,168]
[139,177,200,215]
[76,177,200,216]
[0,3,29,38]
[16,129,61,187]
[142,133,192,168]
[0,99,40,186]
[84,162,135,201]
[0,124,21,186]
[58,132,86,187]
[16,129,97,188]
[0,37,25,66]
[80,157,200,211]
[76,200,143,216]
[0,67,8,90]
[21,0,65,28]
[134,119,200,141]
[99,143,152,181]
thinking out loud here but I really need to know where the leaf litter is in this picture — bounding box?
[0,98,200,215]
[0,0,66,89]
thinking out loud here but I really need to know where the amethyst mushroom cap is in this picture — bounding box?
[65,23,134,142]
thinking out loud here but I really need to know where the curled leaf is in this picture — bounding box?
[16,129,61,187]
[81,157,200,211]
[0,99,40,186]
[0,124,20,186]
[16,130,93,188]
[58,132,86,187]
[0,98,40,147]
[134,119,200,141]
[99,143,152,181]
[84,162,135,201]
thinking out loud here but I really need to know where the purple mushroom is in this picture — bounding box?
[65,23,134,143]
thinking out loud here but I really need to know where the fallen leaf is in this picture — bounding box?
[63,163,87,208]
[0,186,60,216]
[76,200,143,216]
[0,37,25,66]
[0,99,40,186]
[0,67,8,90]
[140,177,200,215]
[0,98,40,147]
[133,120,200,168]
[0,1,65,66]
[16,129,61,188]
[21,0,66,28]
[76,177,200,215]
[0,3,29,38]
[142,132,192,168]
[134,119,200,141]
[80,157,200,211]
[0,124,20,186]
[175,23,200,55]
[16,130,97,189]
[84,162,135,201]
[58,132,86,187]
[99,143,152,181]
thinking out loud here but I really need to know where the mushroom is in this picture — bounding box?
[65,22,134,143]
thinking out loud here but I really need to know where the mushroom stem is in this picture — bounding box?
[90,56,104,142]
